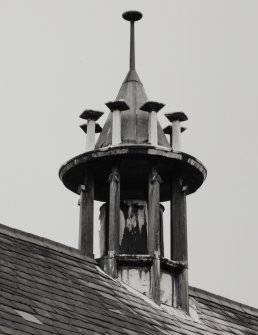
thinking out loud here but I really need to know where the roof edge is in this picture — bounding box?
[0,223,97,265]
[189,286,258,317]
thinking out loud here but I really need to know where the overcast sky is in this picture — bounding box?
[0,0,257,308]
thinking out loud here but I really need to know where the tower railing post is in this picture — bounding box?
[80,109,104,151]
[163,125,186,147]
[165,112,188,151]
[80,123,102,150]
[106,100,129,146]
[140,101,165,146]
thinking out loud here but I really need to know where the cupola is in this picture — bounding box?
[59,11,207,313]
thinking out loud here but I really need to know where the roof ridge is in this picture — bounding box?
[0,222,97,265]
[189,286,258,317]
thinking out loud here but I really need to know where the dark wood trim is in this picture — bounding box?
[108,167,120,253]
[105,166,121,278]
[59,145,207,200]
[160,257,187,272]
[78,170,94,257]
[170,178,188,261]
[178,269,189,312]
[148,167,162,254]
[115,255,153,266]
[148,167,162,304]
[170,177,189,312]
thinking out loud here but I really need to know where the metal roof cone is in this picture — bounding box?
[95,11,170,149]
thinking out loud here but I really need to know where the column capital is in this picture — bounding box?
[78,184,86,193]
[108,168,120,184]
[140,101,165,113]
[80,109,104,121]
[150,168,163,184]
[164,111,188,123]
[105,99,129,112]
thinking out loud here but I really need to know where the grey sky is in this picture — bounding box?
[0,0,257,307]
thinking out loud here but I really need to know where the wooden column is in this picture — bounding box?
[148,167,162,303]
[107,166,120,277]
[170,177,189,312]
[78,170,94,257]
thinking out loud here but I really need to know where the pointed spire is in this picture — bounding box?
[122,11,143,84]
[122,11,142,71]
[95,11,170,149]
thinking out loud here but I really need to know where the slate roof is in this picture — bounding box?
[0,223,257,335]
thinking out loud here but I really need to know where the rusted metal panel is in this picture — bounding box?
[99,202,147,256]
[99,201,164,256]
[119,201,148,254]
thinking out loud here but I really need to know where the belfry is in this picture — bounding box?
[59,11,206,312]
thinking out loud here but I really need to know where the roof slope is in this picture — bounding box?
[0,223,257,335]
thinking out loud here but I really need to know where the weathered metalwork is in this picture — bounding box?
[59,10,207,312]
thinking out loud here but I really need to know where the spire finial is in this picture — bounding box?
[122,11,142,70]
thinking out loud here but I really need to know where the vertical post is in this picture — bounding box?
[106,100,129,146]
[172,120,181,151]
[170,177,189,312]
[78,170,94,258]
[86,119,96,151]
[122,10,143,70]
[164,112,188,151]
[163,125,186,148]
[169,125,173,146]
[148,167,162,303]
[107,166,120,277]
[130,21,135,70]
[112,110,121,145]
[149,111,158,146]
[79,109,104,151]
[80,123,103,151]
[140,101,165,146]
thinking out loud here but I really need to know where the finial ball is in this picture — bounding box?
[122,11,143,22]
